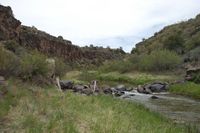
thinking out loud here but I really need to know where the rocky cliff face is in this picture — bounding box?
[19,26,83,61]
[0,5,21,41]
[0,4,124,63]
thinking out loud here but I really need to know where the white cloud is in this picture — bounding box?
[1,0,200,52]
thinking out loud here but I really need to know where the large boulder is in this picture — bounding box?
[73,85,85,92]
[59,80,74,91]
[81,88,93,95]
[137,82,168,94]
[115,84,126,91]
[73,85,93,95]
[151,95,159,99]
[137,85,152,94]
[149,83,167,92]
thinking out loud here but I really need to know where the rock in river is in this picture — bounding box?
[137,82,168,94]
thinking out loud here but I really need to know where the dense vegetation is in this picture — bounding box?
[0,41,70,84]
[99,49,181,73]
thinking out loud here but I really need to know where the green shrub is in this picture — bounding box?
[3,40,27,56]
[55,58,71,77]
[99,60,133,73]
[19,51,49,81]
[0,46,20,77]
[184,33,200,50]
[186,46,200,62]
[188,70,200,83]
[3,40,20,52]
[138,50,181,71]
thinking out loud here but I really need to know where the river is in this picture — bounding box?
[121,91,200,129]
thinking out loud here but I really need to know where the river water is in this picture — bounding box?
[121,91,200,128]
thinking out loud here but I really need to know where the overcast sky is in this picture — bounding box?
[1,0,200,52]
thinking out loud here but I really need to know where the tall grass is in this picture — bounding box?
[0,81,193,133]
[170,82,200,99]
[78,71,179,86]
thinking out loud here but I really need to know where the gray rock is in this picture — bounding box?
[116,85,126,91]
[60,80,74,90]
[81,88,93,95]
[114,91,125,97]
[103,86,112,94]
[145,88,152,94]
[149,82,168,92]
[137,85,145,93]
[142,82,168,93]
[151,95,159,99]
[126,87,133,92]
[73,85,84,92]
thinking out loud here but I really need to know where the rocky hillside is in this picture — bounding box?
[0,5,125,64]
[131,14,200,66]
[0,5,21,41]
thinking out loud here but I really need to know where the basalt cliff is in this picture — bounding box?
[0,5,125,64]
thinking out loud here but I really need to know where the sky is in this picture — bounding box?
[1,0,200,52]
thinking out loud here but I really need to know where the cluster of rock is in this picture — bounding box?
[59,80,132,96]
[137,82,169,94]
[59,80,169,97]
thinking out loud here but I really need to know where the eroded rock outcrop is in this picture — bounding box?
[0,5,21,41]
[19,26,83,61]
